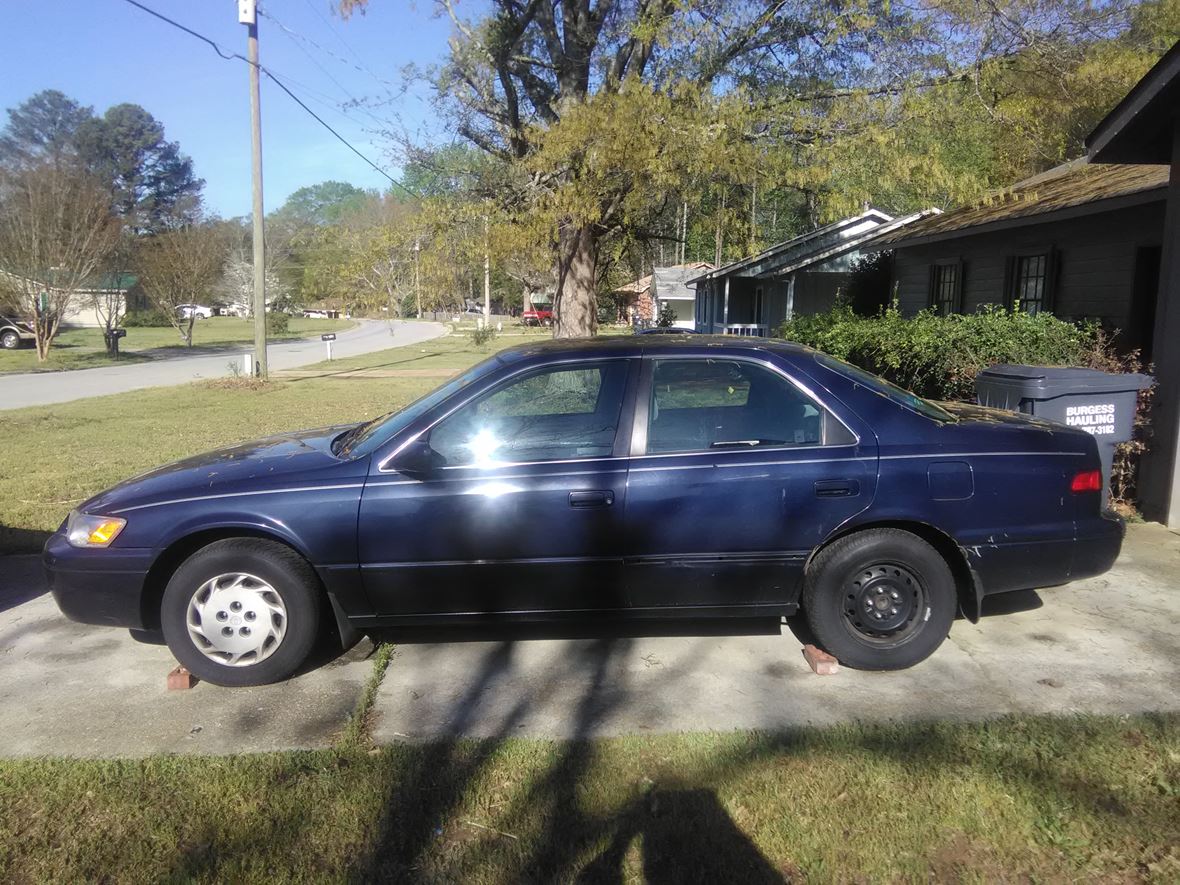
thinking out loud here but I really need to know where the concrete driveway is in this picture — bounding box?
[0,524,1176,757]
[0,556,375,757]
[0,319,447,411]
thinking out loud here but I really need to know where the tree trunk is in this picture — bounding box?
[553,221,599,338]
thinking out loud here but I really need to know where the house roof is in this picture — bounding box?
[1087,40,1180,164]
[614,261,712,295]
[689,209,896,284]
[869,161,1170,250]
[688,208,938,284]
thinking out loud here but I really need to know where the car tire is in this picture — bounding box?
[160,538,321,687]
[1,330,19,349]
[802,528,956,670]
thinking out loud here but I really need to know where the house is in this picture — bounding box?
[62,273,147,327]
[689,208,937,335]
[0,269,145,327]
[1084,40,1180,528]
[612,261,713,326]
[868,160,1169,359]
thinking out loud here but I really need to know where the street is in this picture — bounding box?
[0,319,447,411]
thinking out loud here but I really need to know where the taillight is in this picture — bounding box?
[1070,470,1102,493]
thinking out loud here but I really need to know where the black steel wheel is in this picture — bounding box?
[802,528,956,670]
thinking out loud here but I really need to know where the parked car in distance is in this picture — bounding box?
[303,309,330,319]
[522,307,553,326]
[45,336,1124,686]
[0,314,35,349]
[177,303,213,320]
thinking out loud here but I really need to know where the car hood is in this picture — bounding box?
[79,424,366,515]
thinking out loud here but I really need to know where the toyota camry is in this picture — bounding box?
[45,336,1124,685]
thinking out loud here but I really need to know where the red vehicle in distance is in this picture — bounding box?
[522,306,553,327]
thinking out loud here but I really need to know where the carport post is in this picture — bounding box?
[1152,118,1180,528]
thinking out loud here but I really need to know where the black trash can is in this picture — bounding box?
[975,364,1153,500]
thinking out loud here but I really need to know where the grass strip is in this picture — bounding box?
[338,642,395,752]
[0,713,1176,882]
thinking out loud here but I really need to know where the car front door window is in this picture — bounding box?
[430,362,629,466]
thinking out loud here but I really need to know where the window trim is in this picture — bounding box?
[1005,248,1058,314]
[630,354,860,458]
[927,259,963,315]
[377,356,639,472]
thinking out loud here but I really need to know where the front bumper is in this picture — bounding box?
[43,532,154,629]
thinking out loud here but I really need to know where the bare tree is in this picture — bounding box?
[0,162,120,360]
[136,223,227,346]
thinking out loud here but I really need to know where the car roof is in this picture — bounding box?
[497,334,814,364]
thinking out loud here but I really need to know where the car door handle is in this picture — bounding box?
[569,490,614,508]
[815,480,859,498]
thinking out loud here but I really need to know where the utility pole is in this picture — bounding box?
[483,215,491,322]
[413,239,421,319]
[240,0,267,379]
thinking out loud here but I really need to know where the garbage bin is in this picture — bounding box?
[975,364,1153,499]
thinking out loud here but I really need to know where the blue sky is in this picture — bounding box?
[2,0,463,217]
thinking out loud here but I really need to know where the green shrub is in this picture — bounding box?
[123,309,173,327]
[469,324,498,347]
[656,303,678,328]
[777,303,1109,401]
[265,311,290,335]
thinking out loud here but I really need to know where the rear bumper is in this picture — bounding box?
[1072,512,1126,583]
[969,513,1124,598]
[43,532,153,630]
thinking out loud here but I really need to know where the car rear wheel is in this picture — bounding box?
[802,528,956,670]
[1,330,20,349]
[160,538,321,686]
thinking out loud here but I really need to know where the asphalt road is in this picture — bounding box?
[0,523,1176,757]
[0,319,447,411]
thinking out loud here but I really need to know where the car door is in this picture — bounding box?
[622,355,878,612]
[358,358,638,617]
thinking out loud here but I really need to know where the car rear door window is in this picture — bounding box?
[430,361,629,466]
[646,359,853,454]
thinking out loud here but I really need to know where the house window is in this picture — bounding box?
[1010,253,1052,314]
[928,262,962,315]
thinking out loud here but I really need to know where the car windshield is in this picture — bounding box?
[332,354,504,458]
[813,353,957,423]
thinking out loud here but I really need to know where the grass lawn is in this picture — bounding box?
[0,316,353,374]
[0,707,1176,881]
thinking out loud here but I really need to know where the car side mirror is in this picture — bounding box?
[389,439,444,478]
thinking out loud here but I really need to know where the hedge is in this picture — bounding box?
[776,303,1136,402]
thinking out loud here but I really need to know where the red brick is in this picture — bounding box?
[167,665,198,691]
[802,644,840,676]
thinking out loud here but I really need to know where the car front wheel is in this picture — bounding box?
[802,528,956,670]
[160,538,321,686]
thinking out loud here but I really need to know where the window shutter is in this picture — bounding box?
[1002,256,1017,310]
[927,264,938,310]
[1044,247,1060,314]
[953,260,965,314]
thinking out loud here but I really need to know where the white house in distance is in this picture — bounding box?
[689,208,939,335]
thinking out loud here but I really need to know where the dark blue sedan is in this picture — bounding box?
[45,336,1124,685]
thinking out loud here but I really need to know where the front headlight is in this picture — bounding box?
[66,511,127,548]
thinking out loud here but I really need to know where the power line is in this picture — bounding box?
[117,0,416,198]
[258,6,396,133]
